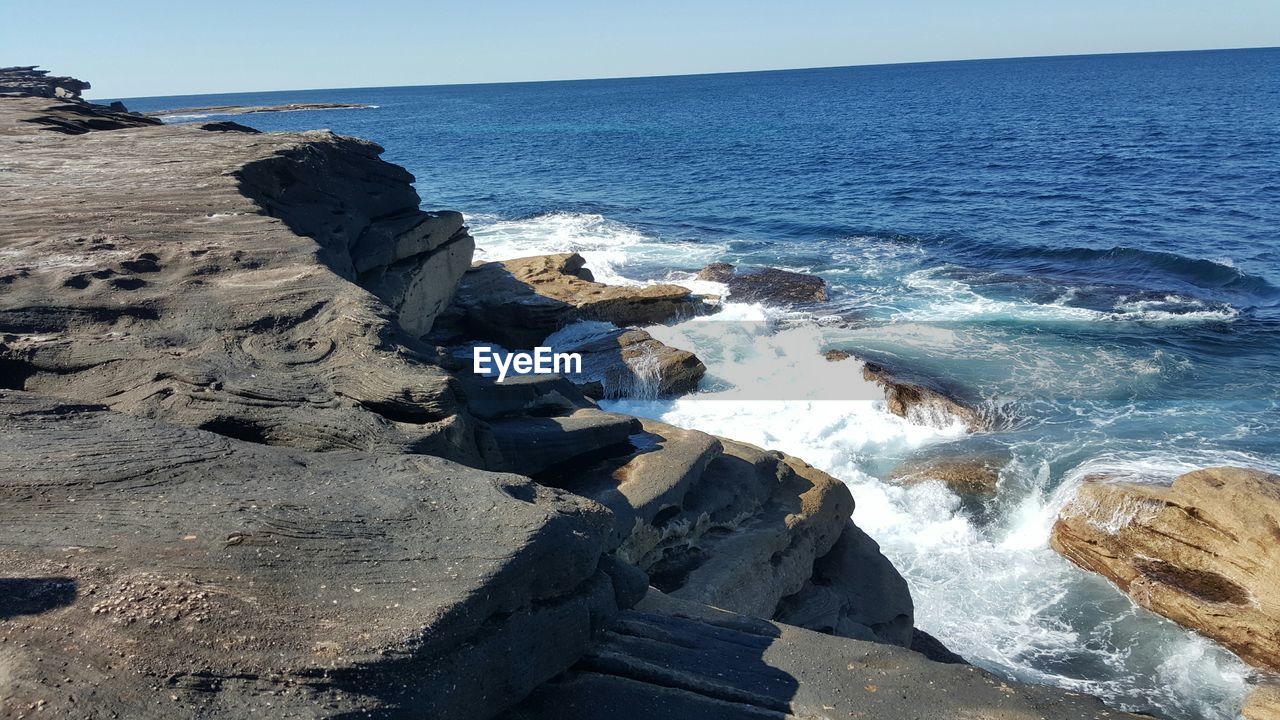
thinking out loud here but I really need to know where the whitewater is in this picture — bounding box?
[471,210,1267,720]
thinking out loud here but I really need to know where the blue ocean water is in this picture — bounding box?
[119,48,1280,719]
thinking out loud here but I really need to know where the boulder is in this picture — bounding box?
[0,391,625,718]
[502,591,1141,720]
[1051,467,1280,672]
[774,521,915,646]
[541,419,908,644]
[862,361,991,431]
[696,263,828,304]
[446,254,708,349]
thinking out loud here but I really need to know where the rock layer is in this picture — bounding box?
[1051,467,1280,672]
[541,418,914,646]
[0,95,482,464]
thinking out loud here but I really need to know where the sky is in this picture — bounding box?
[4,0,1278,99]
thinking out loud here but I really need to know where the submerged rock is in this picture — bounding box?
[1051,467,1280,672]
[887,452,1005,519]
[696,262,828,303]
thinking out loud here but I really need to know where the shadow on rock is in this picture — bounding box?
[0,577,76,619]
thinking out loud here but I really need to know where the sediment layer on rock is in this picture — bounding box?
[0,95,481,464]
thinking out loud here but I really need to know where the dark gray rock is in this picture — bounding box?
[0,66,91,99]
[0,391,623,719]
[774,521,914,646]
[502,592,1142,720]
[696,263,828,304]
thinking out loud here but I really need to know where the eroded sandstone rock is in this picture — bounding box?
[0,95,482,464]
[1246,683,1280,720]
[1051,467,1280,672]
[446,253,709,349]
[537,418,911,645]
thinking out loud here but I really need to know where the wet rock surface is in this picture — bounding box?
[861,360,992,431]
[697,262,828,304]
[560,327,706,398]
[1051,467,1280,672]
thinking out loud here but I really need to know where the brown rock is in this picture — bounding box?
[1246,683,1280,720]
[695,261,736,283]
[824,349,852,362]
[862,361,990,431]
[1050,467,1280,672]
[444,253,711,348]
[564,327,706,398]
[888,455,1003,498]
[505,253,704,326]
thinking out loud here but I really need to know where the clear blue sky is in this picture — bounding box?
[5,0,1278,99]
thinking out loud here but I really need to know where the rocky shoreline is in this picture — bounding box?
[148,102,376,118]
[0,75,1268,718]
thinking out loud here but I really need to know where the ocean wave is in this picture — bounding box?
[469,210,725,286]
[934,240,1280,303]
[896,268,1240,324]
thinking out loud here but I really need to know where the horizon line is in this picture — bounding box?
[95,44,1279,102]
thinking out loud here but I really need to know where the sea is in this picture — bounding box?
[116,47,1280,720]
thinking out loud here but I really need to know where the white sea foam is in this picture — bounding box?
[470,211,725,287]
[898,268,1239,324]
[471,212,1258,720]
